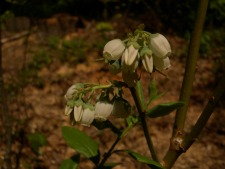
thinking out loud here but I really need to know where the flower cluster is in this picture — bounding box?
[64,83,131,126]
[103,29,171,86]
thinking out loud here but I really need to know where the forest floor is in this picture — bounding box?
[1,15,225,169]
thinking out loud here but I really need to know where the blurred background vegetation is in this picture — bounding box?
[1,0,224,88]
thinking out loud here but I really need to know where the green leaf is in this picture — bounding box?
[62,126,99,158]
[148,79,164,104]
[148,79,158,102]
[146,101,185,118]
[123,150,165,169]
[126,115,139,127]
[101,162,121,169]
[59,154,80,169]
[27,132,47,155]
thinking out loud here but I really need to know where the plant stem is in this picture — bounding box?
[182,74,225,150]
[95,120,138,168]
[163,0,209,168]
[96,136,120,168]
[173,0,209,135]
[129,80,159,162]
[163,74,225,169]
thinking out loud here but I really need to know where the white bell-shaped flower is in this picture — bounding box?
[65,84,77,101]
[103,39,125,60]
[140,47,154,73]
[80,108,95,126]
[122,49,140,72]
[124,45,139,66]
[94,101,113,121]
[65,105,73,116]
[150,34,171,59]
[142,54,153,73]
[153,56,171,70]
[74,105,83,122]
[65,83,83,101]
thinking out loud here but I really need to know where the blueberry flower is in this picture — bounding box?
[103,39,125,60]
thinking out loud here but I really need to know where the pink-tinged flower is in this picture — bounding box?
[150,34,171,59]
[94,101,113,121]
[103,39,125,60]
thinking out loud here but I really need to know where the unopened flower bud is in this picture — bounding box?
[150,34,171,59]
[94,101,113,121]
[103,39,125,60]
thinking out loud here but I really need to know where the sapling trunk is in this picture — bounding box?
[163,0,209,168]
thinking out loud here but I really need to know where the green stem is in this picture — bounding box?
[129,80,159,162]
[163,0,209,168]
[182,74,225,150]
[173,0,209,136]
[163,74,225,169]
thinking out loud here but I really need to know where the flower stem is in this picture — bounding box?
[96,120,138,168]
[96,136,120,169]
[129,80,159,162]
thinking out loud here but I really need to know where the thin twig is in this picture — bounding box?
[129,81,159,162]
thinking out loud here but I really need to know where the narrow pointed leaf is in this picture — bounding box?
[148,79,158,103]
[62,126,99,158]
[123,150,165,169]
[147,101,185,118]
[101,162,121,169]
[148,79,164,104]
[59,154,80,169]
